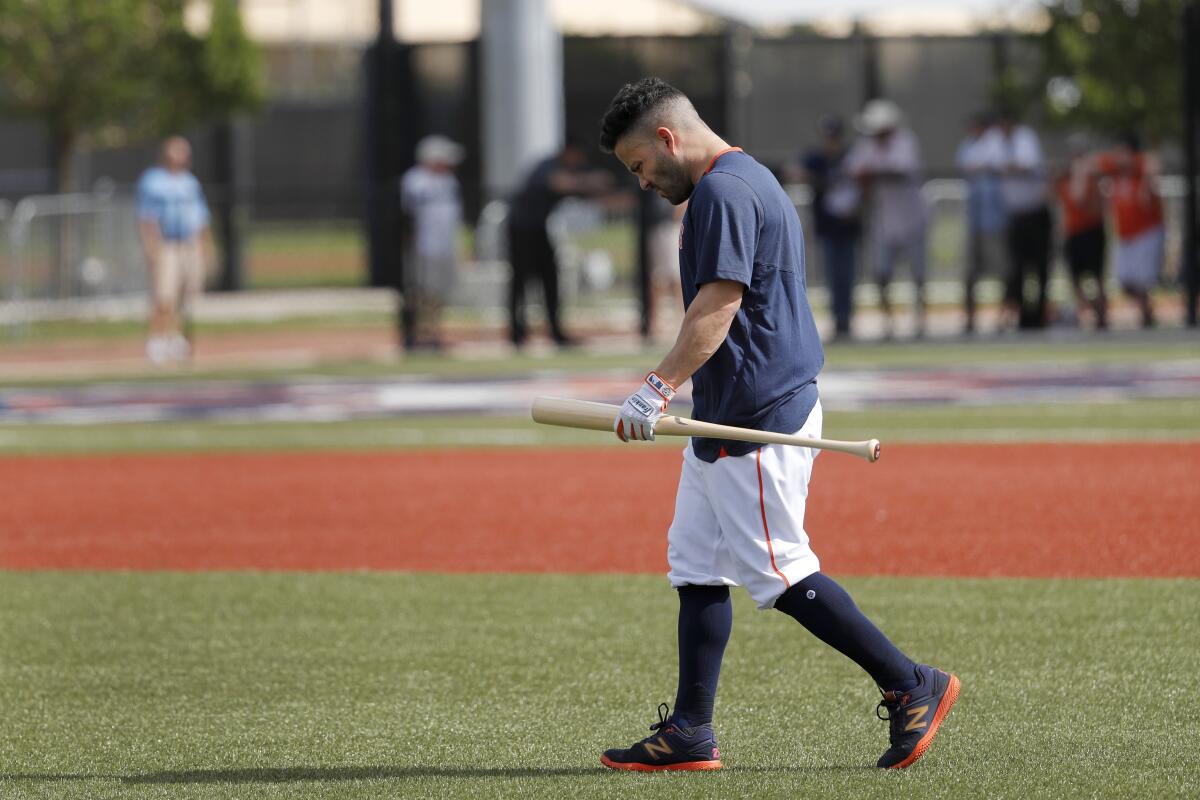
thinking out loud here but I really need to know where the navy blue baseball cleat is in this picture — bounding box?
[876,663,961,769]
[601,703,723,772]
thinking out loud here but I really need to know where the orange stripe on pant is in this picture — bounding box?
[756,449,790,588]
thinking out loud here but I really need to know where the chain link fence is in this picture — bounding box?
[0,177,1189,335]
[0,188,143,333]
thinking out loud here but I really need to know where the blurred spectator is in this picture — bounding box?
[799,114,861,340]
[399,135,465,352]
[1095,133,1165,328]
[1054,134,1108,329]
[136,136,214,365]
[956,111,1007,334]
[644,192,684,340]
[995,109,1052,330]
[845,99,928,338]
[507,140,614,348]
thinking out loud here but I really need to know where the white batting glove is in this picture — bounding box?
[614,372,676,442]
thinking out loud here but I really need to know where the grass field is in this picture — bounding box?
[2,572,1197,799]
[2,326,1197,389]
[1,397,1198,454]
[3,332,1197,798]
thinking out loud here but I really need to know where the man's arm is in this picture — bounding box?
[613,279,744,442]
[654,279,744,387]
[138,218,161,267]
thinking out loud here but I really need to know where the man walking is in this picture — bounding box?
[597,78,959,772]
[136,136,214,364]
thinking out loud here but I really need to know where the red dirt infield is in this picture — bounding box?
[2,444,1197,577]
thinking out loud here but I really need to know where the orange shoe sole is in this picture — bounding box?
[887,673,962,769]
[600,754,723,772]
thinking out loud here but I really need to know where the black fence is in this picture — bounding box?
[1,27,1194,311]
[1,31,1050,218]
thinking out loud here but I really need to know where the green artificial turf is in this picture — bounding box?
[1,397,1197,454]
[1,572,1196,799]
[2,326,1197,389]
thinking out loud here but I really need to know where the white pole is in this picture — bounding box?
[480,0,563,203]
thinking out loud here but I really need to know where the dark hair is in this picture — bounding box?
[1120,130,1142,152]
[817,114,844,137]
[969,110,994,128]
[599,77,686,153]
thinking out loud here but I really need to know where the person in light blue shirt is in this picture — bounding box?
[136,136,214,363]
[956,111,1008,334]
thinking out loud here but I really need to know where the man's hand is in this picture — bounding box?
[614,372,676,442]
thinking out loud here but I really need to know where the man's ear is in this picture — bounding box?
[656,127,677,154]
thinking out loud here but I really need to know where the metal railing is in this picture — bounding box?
[0,176,1189,332]
[1,188,145,332]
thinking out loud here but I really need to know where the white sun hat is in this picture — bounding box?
[856,99,904,135]
[416,135,465,166]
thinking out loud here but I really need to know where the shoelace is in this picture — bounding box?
[649,702,674,734]
[876,690,908,741]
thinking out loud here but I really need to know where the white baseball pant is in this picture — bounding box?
[666,400,823,609]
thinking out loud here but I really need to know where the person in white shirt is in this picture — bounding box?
[845,100,929,338]
[993,109,1053,330]
[399,135,465,351]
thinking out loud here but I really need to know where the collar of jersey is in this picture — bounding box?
[704,146,743,175]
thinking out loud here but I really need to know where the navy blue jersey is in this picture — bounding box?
[680,149,824,462]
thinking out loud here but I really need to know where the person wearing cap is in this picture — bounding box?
[399,135,465,351]
[799,114,861,340]
[844,99,929,338]
[956,111,1008,334]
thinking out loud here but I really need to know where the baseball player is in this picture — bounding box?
[597,78,959,772]
[136,136,214,364]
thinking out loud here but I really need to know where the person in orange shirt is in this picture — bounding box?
[1054,135,1108,329]
[1094,134,1165,328]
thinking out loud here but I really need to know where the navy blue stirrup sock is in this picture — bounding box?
[774,572,917,693]
[672,585,732,727]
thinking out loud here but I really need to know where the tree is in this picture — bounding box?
[1036,0,1185,141]
[0,0,262,192]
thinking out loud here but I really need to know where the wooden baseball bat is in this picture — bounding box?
[531,396,881,463]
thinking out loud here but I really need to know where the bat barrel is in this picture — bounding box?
[530,396,616,433]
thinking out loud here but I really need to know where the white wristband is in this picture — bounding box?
[645,372,676,405]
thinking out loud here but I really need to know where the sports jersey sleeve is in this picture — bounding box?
[1011,128,1044,171]
[880,130,921,175]
[135,171,158,221]
[688,173,762,289]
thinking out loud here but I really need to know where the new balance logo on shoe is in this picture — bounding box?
[904,704,930,732]
[642,737,674,759]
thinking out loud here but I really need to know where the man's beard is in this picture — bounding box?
[656,160,694,205]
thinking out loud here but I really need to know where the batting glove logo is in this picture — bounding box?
[629,394,657,416]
